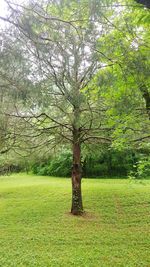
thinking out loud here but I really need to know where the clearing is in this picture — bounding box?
[0,174,150,267]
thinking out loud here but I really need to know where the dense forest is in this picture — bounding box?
[0,0,149,214]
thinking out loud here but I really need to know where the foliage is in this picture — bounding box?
[32,151,72,177]
[84,149,136,177]
[30,148,149,178]
[128,155,150,180]
[1,145,150,178]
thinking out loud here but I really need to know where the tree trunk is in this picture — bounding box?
[71,129,83,215]
[140,85,150,120]
[135,0,150,9]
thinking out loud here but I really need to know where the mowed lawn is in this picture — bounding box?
[0,174,150,267]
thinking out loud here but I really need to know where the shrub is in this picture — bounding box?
[31,152,72,177]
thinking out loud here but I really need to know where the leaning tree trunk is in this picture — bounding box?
[71,128,83,215]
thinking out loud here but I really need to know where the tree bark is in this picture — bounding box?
[71,128,83,215]
[140,85,150,120]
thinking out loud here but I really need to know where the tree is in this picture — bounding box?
[93,2,150,149]
[0,0,118,215]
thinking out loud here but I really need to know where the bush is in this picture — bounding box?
[0,164,22,175]
[128,156,150,180]
[83,149,138,177]
[31,152,72,177]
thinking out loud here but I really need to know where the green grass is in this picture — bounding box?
[0,174,150,267]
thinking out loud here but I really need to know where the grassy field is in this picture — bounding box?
[0,174,150,267]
